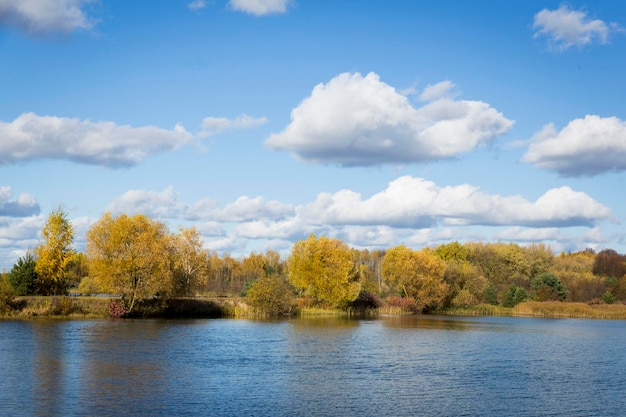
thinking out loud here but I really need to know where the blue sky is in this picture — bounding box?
[1,0,625,269]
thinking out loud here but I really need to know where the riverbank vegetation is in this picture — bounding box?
[2,209,626,320]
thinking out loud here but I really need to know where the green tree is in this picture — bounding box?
[8,252,39,295]
[531,272,568,301]
[245,275,295,316]
[35,207,75,295]
[86,213,172,313]
[287,234,361,308]
[501,284,527,307]
[482,283,498,305]
[382,245,448,312]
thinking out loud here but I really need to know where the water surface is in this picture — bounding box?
[1,315,625,416]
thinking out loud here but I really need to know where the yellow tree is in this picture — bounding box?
[86,213,172,313]
[382,245,448,312]
[35,207,75,295]
[287,234,361,308]
[171,227,207,297]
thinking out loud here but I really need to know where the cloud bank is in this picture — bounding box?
[523,115,626,176]
[266,72,513,166]
[0,0,98,34]
[533,5,621,51]
[104,176,612,249]
[0,112,266,168]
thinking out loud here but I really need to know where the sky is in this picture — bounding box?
[1,0,625,269]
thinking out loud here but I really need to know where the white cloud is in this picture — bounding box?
[107,186,186,219]
[300,176,612,229]
[266,72,513,166]
[228,0,292,16]
[0,113,194,168]
[188,0,207,11]
[210,196,294,222]
[0,0,98,34]
[0,214,43,268]
[108,187,294,224]
[197,114,267,138]
[523,115,626,176]
[533,5,621,51]
[0,186,40,217]
[419,80,456,102]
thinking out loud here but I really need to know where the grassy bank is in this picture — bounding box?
[3,296,626,320]
[438,301,626,320]
[0,296,245,319]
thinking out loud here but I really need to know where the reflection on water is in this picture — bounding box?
[1,316,626,416]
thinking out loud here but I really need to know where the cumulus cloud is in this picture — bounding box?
[81,179,614,267]
[0,113,194,168]
[228,0,292,16]
[209,196,294,222]
[523,115,626,176]
[107,186,186,219]
[266,72,513,166]
[0,186,40,217]
[0,0,98,34]
[299,176,612,229]
[533,5,622,51]
[197,114,267,138]
[108,186,294,223]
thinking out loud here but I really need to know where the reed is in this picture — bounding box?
[512,301,626,319]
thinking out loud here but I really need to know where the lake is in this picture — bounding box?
[1,315,625,416]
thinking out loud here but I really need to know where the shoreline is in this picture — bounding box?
[3,296,626,320]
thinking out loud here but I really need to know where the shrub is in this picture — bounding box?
[108,299,127,318]
[0,275,16,314]
[451,288,478,307]
[245,276,295,317]
[385,295,418,312]
[347,291,383,310]
[48,296,80,315]
[602,291,616,305]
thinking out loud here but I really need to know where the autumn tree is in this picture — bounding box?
[35,207,75,295]
[382,245,448,312]
[206,252,238,294]
[592,249,626,279]
[86,213,172,313]
[65,252,89,289]
[287,234,361,308]
[171,227,207,297]
[550,251,602,302]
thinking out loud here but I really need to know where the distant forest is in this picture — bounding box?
[2,209,625,317]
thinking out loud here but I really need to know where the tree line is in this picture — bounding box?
[2,208,626,317]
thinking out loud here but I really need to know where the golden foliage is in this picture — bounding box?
[382,245,448,312]
[34,207,75,294]
[287,234,361,308]
[171,227,207,296]
[86,213,172,313]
